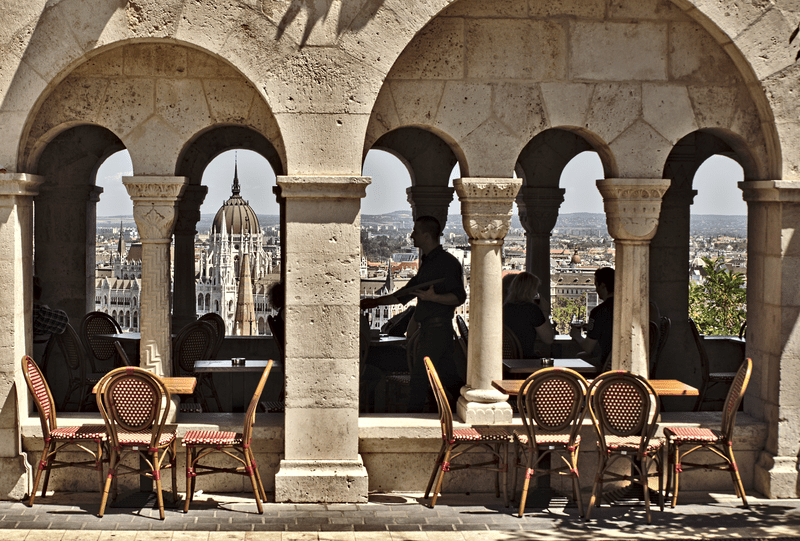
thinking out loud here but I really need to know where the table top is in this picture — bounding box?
[96,332,141,341]
[703,335,745,343]
[503,358,595,375]
[370,335,407,345]
[492,378,699,397]
[92,376,196,395]
[194,359,278,372]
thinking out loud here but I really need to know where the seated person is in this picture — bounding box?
[570,267,614,369]
[503,272,554,358]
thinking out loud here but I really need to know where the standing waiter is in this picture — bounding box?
[361,216,466,412]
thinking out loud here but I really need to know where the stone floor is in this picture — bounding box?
[1,489,799,540]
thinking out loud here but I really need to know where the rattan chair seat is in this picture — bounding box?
[183,430,242,446]
[116,429,177,447]
[664,426,724,443]
[49,425,107,441]
[602,435,664,452]
[452,427,512,442]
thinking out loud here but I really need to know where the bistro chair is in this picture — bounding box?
[95,366,178,519]
[385,329,418,413]
[54,323,102,411]
[514,367,589,517]
[423,356,512,508]
[183,360,274,513]
[267,314,284,361]
[689,318,737,411]
[80,311,123,372]
[650,316,671,378]
[648,320,660,376]
[22,355,107,507]
[663,357,752,508]
[198,312,225,359]
[455,315,469,357]
[503,326,523,360]
[173,320,222,412]
[586,370,664,524]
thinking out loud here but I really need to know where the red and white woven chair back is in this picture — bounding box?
[524,368,587,433]
[97,367,169,439]
[721,358,753,437]
[22,356,56,435]
[424,356,454,443]
[589,371,658,446]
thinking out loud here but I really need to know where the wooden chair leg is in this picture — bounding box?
[571,450,585,518]
[29,445,50,506]
[586,456,606,521]
[184,447,195,513]
[98,450,117,517]
[170,444,178,503]
[424,444,447,498]
[517,451,533,517]
[248,449,267,502]
[671,445,681,508]
[96,441,106,493]
[153,452,165,520]
[40,448,54,498]
[429,447,453,508]
[244,450,264,514]
[727,448,748,508]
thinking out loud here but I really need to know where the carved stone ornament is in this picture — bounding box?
[123,176,187,241]
[516,186,566,235]
[277,176,371,199]
[597,179,670,241]
[123,176,187,200]
[454,178,522,240]
[0,174,44,198]
[134,204,177,241]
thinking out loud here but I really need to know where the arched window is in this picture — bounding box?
[125,311,130,328]
[205,293,211,310]
[197,294,204,310]
[133,312,138,329]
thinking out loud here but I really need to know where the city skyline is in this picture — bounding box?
[95,148,748,218]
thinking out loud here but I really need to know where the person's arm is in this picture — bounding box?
[360,294,401,310]
[535,320,555,345]
[33,304,69,335]
[413,287,461,306]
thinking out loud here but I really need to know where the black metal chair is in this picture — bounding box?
[173,320,222,412]
[56,323,105,411]
[198,312,225,359]
[689,318,737,411]
[502,325,523,360]
[79,311,123,373]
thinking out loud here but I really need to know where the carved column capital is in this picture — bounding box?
[739,180,800,203]
[597,179,670,242]
[0,174,44,200]
[454,178,522,240]
[516,186,566,235]
[406,186,456,228]
[123,176,188,242]
[277,176,371,199]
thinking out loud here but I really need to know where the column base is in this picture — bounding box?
[457,396,513,425]
[275,457,369,503]
[0,456,30,501]
[755,451,799,498]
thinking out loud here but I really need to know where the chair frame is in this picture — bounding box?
[650,316,671,379]
[80,311,123,372]
[53,323,96,411]
[665,358,753,508]
[173,320,222,412]
[95,366,178,519]
[502,325,523,360]
[198,312,225,359]
[689,318,737,411]
[22,355,107,506]
[586,370,664,524]
[515,367,589,517]
[423,356,511,508]
[183,360,274,513]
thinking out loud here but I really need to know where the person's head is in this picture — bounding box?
[502,273,518,301]
[505,272,541,304]
[268,281,285,308]
[594,267,615,299]
[410,215,441,253]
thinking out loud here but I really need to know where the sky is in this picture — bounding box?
[95,148,747,217]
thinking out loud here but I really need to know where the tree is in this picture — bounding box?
[689,256,746,335]
[551,293,587,335]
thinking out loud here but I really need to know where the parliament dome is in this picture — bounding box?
[211,161,260,236]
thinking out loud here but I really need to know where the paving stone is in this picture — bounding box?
[249,524,286,532]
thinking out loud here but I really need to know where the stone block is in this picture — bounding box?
[18,6,84,81]
[156,79,212,139]
[690,0,774,43]
[755,451,800,498]
[609,0,690,21]
[585,83,642,144]
[443,0,527,18]
[125,116,184,176]
[780,256,800,306]
[284,358,359,409]
[203,79,257,124]
[278,113,369,174]
[493,83,547,141]
[433,81,492,143]
[733,7,795,80]
[388,17,464,80]
[688,85,738,129]
[284,408,360,459]
[283,305,359,359]
[285,255,360,305]
[365,88,400,147]
[185,49,240,79]
[275,458,368,503]
[0,60,47,114]
[247,98,284,153]
[123,44,187,78]
[670,22,741,84]
[642,84,698,144]
[176,1,250,54]
[458,118,522,177]
[284,221,361,252]
[96,78,155,138]
[609,120,671,178]
[528,0,606,18]
[73,47,125,77]
[25,76,109,146]
[540,82,594,128]
[465,19,566,81]
[56,0,130,51]
[0,456,28,500]
[389,80,445,126]
[571,21,668,82]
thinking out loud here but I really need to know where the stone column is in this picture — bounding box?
[516,186,565,308]
[454,177,521,424]
[597,179,670,375]
[741,180,800,498]
[123,176,187,377]
[173,185,208,332]
[406,186,455,230]
[0,173,44,500]
[274,175,370,503]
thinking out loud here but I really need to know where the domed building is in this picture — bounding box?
[195,161,274,335]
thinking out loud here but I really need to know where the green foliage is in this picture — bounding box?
[688,256,746,335]
[551,293,587,335]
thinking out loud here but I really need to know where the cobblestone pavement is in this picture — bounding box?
[1,490,799,540]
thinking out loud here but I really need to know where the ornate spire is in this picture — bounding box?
[232,152,240,196]
[117,221,126,257]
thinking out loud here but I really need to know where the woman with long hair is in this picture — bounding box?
[503,272,555,358]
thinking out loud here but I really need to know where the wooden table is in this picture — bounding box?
[503,358,596,375]
[492,378,698,397]
[92,376,196,395]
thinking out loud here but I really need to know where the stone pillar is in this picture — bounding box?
[0,173,44,500]
[597,179,670,375]
[406,186,455,231]
[123,176,187,377]
[516,186,565,308]
[34,184,104,322]
[741,180,800,498]
[274,175,370,503]
[173,185,208,332]
[454,177,521,424]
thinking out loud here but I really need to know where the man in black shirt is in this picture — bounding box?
[361,216,466,412]
[570,267,614,369]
